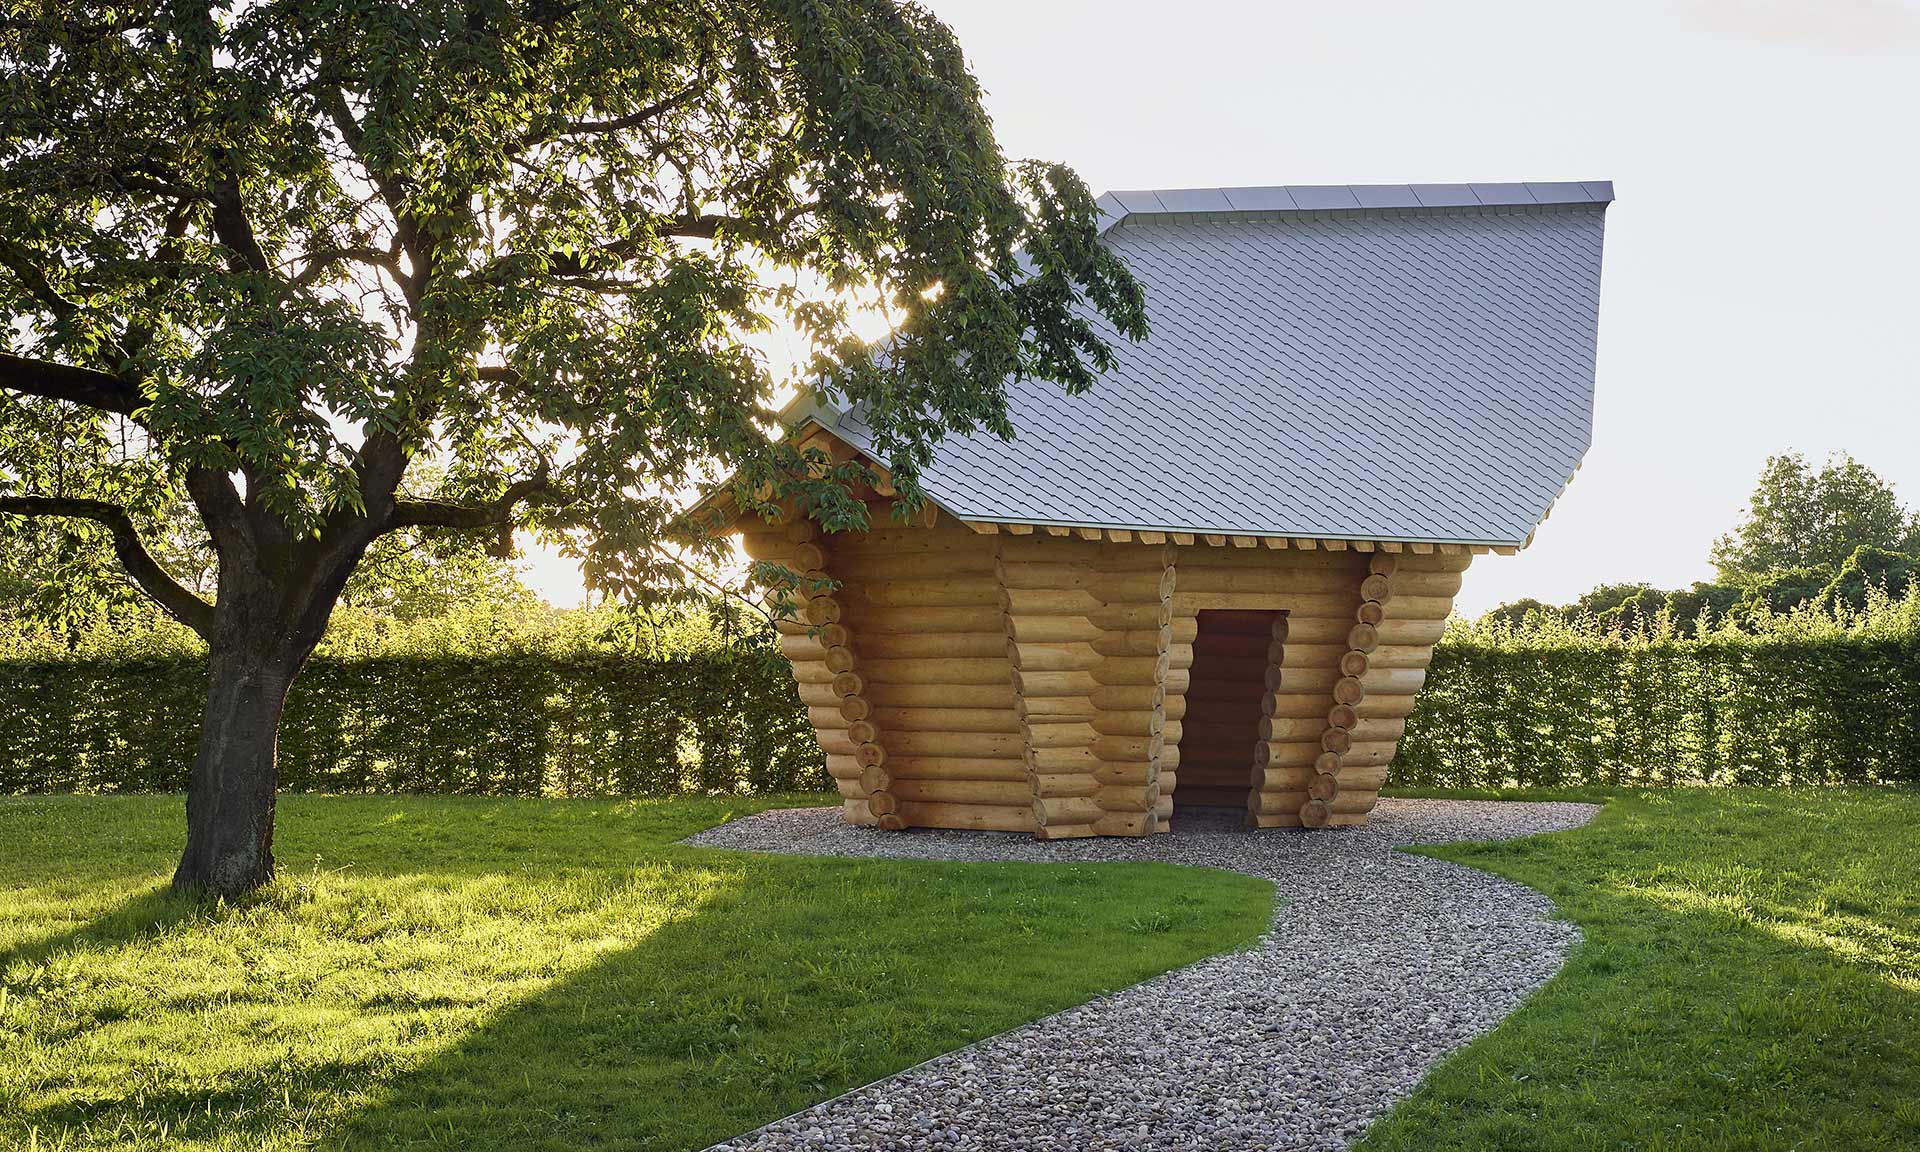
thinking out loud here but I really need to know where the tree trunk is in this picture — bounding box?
[171,644,298,897]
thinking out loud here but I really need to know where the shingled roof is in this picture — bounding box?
[791,180,1612,548]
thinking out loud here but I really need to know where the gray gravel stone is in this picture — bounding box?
[689,798,1597,1152]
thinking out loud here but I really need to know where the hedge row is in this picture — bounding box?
[1396,636,1920,788]
[1,647,827,796]
[7,605,1920,795]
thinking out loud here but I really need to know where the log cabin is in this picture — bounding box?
[710,181,1611,837]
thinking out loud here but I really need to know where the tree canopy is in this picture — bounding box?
[0,0,1146,895]
[1711,452,1919,584]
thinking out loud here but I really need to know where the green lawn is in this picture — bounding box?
[0,793,1271,1152]
[1362,787,1920,1151]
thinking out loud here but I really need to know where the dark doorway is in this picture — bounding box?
[1175,609,1283,812]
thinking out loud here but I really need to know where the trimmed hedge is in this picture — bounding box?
[0,611,827,797]
[1396,635,1920,789]
[7,597,1920,796]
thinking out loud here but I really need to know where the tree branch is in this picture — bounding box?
[388,472,559,557]
[206,164,271,274]
[0,496,215,637]
[545,80,707,140]
[0,352,143,416]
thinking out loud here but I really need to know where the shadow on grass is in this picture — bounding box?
[0,882,214,973]
[322,852,1265,1152]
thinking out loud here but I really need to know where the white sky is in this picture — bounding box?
[522,0,1920,617]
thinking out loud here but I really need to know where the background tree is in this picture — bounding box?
[1711,452,1919,583]
[0,1,1146,896]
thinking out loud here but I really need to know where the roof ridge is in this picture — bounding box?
[1095,180,1613,233]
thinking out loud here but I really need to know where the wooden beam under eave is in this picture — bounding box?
[964,520,1001,534]
[1006,523,1034,535]
[1203,534,1227,547]
[1323,539,1348,552]
[1172,532,1195,545]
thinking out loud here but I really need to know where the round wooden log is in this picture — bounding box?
[807,705,853,730]
[1299,798,1331,828]
[1092,810,1158,837]
[858,606,1006,635]
[1327,703,1359,730]
[1028,745,1099,772]
[1097,782,1160,812]
[1259,715,1329,742]
[796,681,842,707]
[1021,721,1098,748]
[1007,639,1101,672]
[1360,573,1393,603]
[1329,790,1380,815]
[1030,770,1102,798]
[1355,600,1385,626]
[864,683,1014,710]
[883,730,1026,758]
[1093,626,1174,658]
[1375,619,1447,646]
[824,754,863,780]
[890,778,1029,806]
[805,596,842,625]
[1091,683,1166,713]
[1307,772,1339,801]
[838,697,872,723]
[1011,669,1098,698]
[1093,652,1171,686]
[1091,732,1165,762]
[846,719,878,745]
[1334,764,1390,791]
[1338,650,1370,678]
[855,741,886,769]
[1315,750,1342,774]
[831,670,864,697]
[886,756,1026,781]
[859,763,892,795]
[1361,668,1430,693]
[1368,553,1397,577]
[822,645,857,674]
[1321,727,1352,754]
[876,812,909,831]
[849,578,1002,608]
[1337,740,1400,766]
[1332,677,1366,705]
[1353,695,1419,720]
[867,707,1018,734]
[860,657,1009,685]
[1347,622,1379,652]
[1091,709,1165,738]
[893,801,1033,833]
[854,631,1006,660]
[1033,795,1104,827]
[1253,741,1324,767]
[867,790,899,817]
[1249,789,1310,815]
[1266,693,1342,719]
[1088,601,1173,630]
[1255,764,1315,791]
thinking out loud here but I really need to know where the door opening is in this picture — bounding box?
[1174,609,1283,813]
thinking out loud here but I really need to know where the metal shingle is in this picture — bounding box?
[817,185,1610,546]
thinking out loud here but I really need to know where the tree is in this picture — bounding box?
[1711,452,1919,583]
[0,2,1146,896]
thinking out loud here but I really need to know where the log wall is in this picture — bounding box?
[745,512,1466,837]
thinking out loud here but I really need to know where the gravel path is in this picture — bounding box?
[688,798,1598,1152]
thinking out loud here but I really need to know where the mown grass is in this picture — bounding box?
[1361,787,1920,1151]
[0,793,1272,1151]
